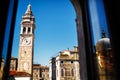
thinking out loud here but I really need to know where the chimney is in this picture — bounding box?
[74,46,78,51]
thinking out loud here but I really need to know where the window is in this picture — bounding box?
[61,61,63,64]
[28,27,31,33]
[61,68,65,77]
[71,68,74,76]
[23,27,26,34]
[36,74,38,77]
[71,61,73,64]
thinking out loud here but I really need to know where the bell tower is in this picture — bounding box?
[17,4,35,74]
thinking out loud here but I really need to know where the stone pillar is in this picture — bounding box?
[20,26,23,34]
[30,27,33,34]
[76,16,88,80]
[71,0,89,80]
[75,61,80,80]
[26,27,28,34]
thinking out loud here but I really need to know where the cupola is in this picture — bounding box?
[96,29,111,52]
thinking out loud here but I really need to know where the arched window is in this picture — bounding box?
[28,27,31,33]
[23,27,26,34]
[71,68,74,76]
[61,68,65,77]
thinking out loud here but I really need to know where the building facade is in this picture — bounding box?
[17,4,35,74]
[9,57,18,71]
[33,64,49,80]
[33,64,41,80]
[40,66,49,80]
[49,46,80,80]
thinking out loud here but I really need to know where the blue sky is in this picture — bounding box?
[12,0,77,66]
[11,0,108,66]
[88,0,109,45]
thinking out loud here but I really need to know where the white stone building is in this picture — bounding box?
[49,46,80,80]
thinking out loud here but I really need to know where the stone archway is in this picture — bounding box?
[71,0,88,80]
[71,0,97,80]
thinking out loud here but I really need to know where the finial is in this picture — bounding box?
[25,3,32,13]
[102,28,106,38]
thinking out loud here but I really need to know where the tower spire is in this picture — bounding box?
[102,28,106,38]
[25,4,32,15]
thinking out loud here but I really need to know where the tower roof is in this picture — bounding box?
[24,4,33,16]
[26,4,31,13]
[95,29,111,51]
[21,4,35,24]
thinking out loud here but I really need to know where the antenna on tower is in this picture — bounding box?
[101,27,106,38]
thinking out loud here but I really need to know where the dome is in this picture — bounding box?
[96,37,111,51]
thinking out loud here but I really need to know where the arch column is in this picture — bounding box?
[71,0,96,80]
[20,26,23,34]
[71,0,88,80]
[26,27,28,34]
[31,27,32,34]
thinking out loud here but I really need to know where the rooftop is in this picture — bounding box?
[9,71,31,77]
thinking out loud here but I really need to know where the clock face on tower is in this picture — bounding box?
[22,37,31,45]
